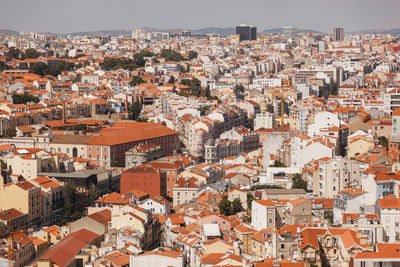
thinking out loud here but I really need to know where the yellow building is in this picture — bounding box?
[0,180,42,226]
[233,224,254,254]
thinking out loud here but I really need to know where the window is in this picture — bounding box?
[281,244,284,249]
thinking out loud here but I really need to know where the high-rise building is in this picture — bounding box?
[283,26,298,41]
[236,24,257,41]
[334,27,344,41]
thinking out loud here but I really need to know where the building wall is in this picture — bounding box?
[120,171,166,197]
[0,184,41,226]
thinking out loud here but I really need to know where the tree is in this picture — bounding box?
[269,160,286,167]
[25,48,40,59]
[2,128,16,138]
[188,50,198,60]
[219,198,232,216]
[0,61,8,72]
[129,101,142,120]
[29,62,47,76]
[160,49,184,61]
[8,47,24,59]
[64,181,78,221]
[247,193,255,210]
[136,117,149,122]
[88,183,100,205]
[291,173,308,191]
[129,76,144,86]
[198,105,208,116]
[205,85,211,100]
[232,198,243,213]
[378,136,389,150]
[181,78,202,96]
[251,184,282,190]
[73,124,87,131]
[12,92,40,104]
[168,76,175,84]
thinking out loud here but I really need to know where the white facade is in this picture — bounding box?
[139,197,170,216]
[254,112,274,130]
[307,111,340,137]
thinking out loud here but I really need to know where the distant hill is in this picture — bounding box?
[261,28,324,34]
[64,29,132,36]
[355,28,400,35]
[142,27,236,36]
[0,29,19,35]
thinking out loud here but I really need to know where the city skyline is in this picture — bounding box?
[1,0,400,34]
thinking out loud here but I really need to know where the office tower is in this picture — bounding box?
[283,26,298,41]
[236,24,257,41]
[334,27,344,41]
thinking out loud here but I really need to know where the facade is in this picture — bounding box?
[254,112,274,130]
[0,180,42,226]
[173,177,201,207]
[125,143,163,169]
[87,122,179,168]
[120,165,167,197]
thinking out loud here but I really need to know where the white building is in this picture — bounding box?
[254,112,274,130]
[376,197,400,243]
[307,111,340,137]
[251,199,276,231]
[139,195,171,215]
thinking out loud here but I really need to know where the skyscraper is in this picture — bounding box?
[334,27,344,41]
[283,26,298,41]
[236,24,257,41]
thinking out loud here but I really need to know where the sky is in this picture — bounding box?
[1,0,400,34]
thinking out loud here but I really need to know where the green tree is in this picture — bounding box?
[269,160,286,167]
[181,78,202,96]
[2,128,16,138]
[25,48,40,59]
[100,57,138,71]
[232,198,243,213]
[129,101,142,120]
[136,117,149,122]
[324,210,334,225]
[73,124,87,131]
[219,198,232,216]
[129,76,144,86]
[12,92,40,104]
[251,184,282,190]
[0,160,7,170]
[112,160,119,167]
[160,49,184,61]
[64,181,78,221]
[198,105,208,116]
[247,193,255,210]
[29,62,47,76]
[188,50,198,60]
[0,61,8,72]
[205,85,211,100]
[88,183,100,205]
[291,173,308,191]
[168,76,175,84]
[378,136,389,150]
[8,47,24,59]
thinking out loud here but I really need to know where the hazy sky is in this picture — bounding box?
[1,0,399,33]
